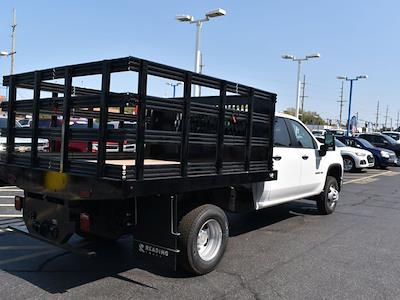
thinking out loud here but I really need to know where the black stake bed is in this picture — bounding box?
[0,56,276,200]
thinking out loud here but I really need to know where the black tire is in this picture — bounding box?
[178,204,229,275]
[343,155,356,172]
[316,176,339,215]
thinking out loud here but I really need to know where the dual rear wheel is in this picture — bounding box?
[178,204,229,275]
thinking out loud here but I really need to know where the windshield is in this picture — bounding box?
[388,134,400,141]
[356,138,374,148]
[382,134,398,144]
[335,139,346,147]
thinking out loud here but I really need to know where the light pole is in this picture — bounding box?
[0,51,9,101]
[176,8,226,97]
[282,53,320,119]
[337,75,367,136]
[166,82,182,98]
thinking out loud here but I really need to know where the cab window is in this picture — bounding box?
[286,119,316,149]
[273,117,291,147]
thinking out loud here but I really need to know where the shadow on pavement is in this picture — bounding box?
[0,200,318,294]
[227,200,318,236]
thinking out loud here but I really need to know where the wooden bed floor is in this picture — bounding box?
[86,159,179,166]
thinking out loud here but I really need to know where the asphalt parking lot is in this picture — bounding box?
[0,167,399,299]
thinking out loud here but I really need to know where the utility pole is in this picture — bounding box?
[300,74,307,119]
[384,105,389,130]
[390,117,393,131]
[10,8,17,75]
[337,81,346,128]
[375,101,380,131]
[396,110,399,129]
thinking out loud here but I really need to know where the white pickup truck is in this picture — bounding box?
[253,113,343,215]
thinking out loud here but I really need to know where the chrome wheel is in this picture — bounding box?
[197,219,223,261]
[327,185,339,209]
[343,157,354,172]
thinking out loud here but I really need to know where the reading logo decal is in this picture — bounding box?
[138,243,169,257]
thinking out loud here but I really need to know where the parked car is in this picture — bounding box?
[311,129,326,137]
[31,118,135,152]
[359,133,400,158]
[327,129,346,136]
[17,118,31,128]
[382,131,400,143]
[337,136,397,169]
[107,121,136,129]
[0,117,48,152]
[317,136,374,172]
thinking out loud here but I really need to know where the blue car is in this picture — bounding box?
[337,136,398,168]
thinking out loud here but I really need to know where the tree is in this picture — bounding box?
[283,108,326,125]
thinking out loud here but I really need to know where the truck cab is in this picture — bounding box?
[253,113,343,214]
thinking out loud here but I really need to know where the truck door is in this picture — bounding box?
[253,117,301,208]
[285,119,323,195]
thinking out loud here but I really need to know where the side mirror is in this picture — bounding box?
[319,132,335,156]
[319,144,327,157]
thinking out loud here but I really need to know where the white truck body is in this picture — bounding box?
[253,113,343,210]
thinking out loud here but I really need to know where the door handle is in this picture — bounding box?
[302,155,309,160]
[273,156,282,161]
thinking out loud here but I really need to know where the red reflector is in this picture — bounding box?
[79,190,91,198]
[80,213,90,232]
[14,196,23,211]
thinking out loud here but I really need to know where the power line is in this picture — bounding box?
[384,105,389,129]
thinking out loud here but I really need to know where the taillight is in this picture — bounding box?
[80,213,90,232]
[15,196,24,211]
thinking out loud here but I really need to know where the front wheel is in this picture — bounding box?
[343,156,356,172]
[178,204,229,275]
[316,176,339,215]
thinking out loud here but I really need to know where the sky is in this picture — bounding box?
[0,0,399,127]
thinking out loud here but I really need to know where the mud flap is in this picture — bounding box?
[132,194,180,270]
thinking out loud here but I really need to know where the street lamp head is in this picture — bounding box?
[175,15,194,22]
[357,75,368,79]
[0,51,9,57]
[282,54,294,60]
[337,76,347,80]
[206,8,226,18]
[306,53,321,59]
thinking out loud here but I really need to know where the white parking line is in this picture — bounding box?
[344,171,393,185]
[0,215,22,218]
[0,204,14,207]
[0,196,15,198]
